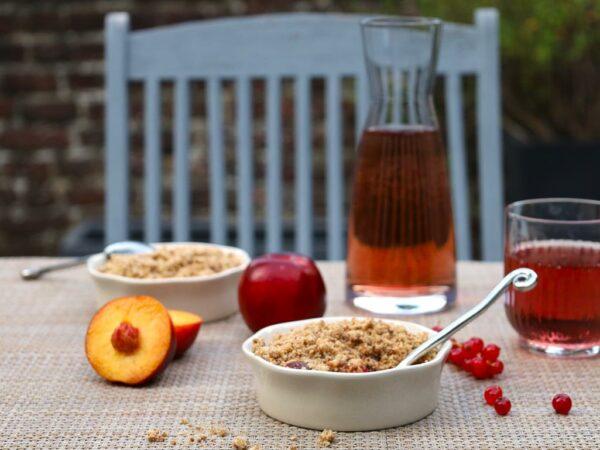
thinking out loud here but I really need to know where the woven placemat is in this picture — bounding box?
[0,259,598,449]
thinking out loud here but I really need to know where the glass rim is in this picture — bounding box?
[360,16,442,29]
[506,197,600,225]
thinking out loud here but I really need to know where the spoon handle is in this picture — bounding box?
[398,268,538,367]
[20,256,88,281]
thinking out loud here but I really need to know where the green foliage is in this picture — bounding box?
[417,0,600,67]
[413,0,600,139]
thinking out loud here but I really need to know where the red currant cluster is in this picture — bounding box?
[484,385,572,416]
[446,336,503,379]
[432,328,575,418]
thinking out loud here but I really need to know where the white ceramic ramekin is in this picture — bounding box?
[242,316,452,431]
[87,242,250,322]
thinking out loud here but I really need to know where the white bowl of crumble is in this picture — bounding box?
[87,242,250,322]
[242,316,452,431]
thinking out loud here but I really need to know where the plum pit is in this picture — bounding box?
[111,321,140,354]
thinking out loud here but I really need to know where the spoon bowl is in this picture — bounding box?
[103,241,154,258]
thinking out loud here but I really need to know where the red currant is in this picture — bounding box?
[552,393,572,415]
[494,397,511,416]
[463,338,484,357]
[471,356,490,379]
[489,360,504,375]
[484,385,503,405]
[482,344,500,362]
[462,343,477,358]
[448,347,466,366]
[432,325,443,332]
[470,337,484,352]
[461,357,474,373]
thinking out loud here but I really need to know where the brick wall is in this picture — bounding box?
[0,0,401,256]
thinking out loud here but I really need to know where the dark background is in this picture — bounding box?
[0,0,598,257]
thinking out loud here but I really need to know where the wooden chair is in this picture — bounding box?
[104,9,502,260]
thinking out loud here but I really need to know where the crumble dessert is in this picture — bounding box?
[99,245,243,279]
[252,318,435,372]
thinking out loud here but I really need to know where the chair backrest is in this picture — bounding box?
[105,9,502,261]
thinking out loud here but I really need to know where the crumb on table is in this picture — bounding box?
[317,429,336,447]
[147,429,168,443]
[232,435,249,449]
[210,425,230,437]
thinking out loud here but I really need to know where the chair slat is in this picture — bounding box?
[294,75,312,255]
[355,72,369,143]
[407,69,416,124]
[266,76,283,252]
[444,74,472,260]
[105,13,130,244]
[207,77,227,244]
[326,74,344,259]
[392,68,402,123]
[476,9,503,261]
[173,77,191,241]
[236,77,254,254]
[144,77,162,243]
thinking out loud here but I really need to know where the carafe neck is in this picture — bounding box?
[361,16,441,128]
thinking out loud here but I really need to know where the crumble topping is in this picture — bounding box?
[100,245,242,279]
[252,318,435,372]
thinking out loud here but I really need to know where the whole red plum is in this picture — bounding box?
[238,253,326,331]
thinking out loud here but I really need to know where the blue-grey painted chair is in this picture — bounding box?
[105,9,502,261]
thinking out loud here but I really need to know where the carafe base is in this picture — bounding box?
[346,283,456,315]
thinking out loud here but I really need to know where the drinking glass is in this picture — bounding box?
[505,198,600,357]
[346,17,456,315]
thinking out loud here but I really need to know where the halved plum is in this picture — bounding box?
[85,296,175,385]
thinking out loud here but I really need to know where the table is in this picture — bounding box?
[0,259,598,449]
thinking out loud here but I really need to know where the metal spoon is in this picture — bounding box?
[20,241,154,281]
[397,268,538,367]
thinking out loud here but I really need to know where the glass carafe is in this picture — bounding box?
[347,17,456,315]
